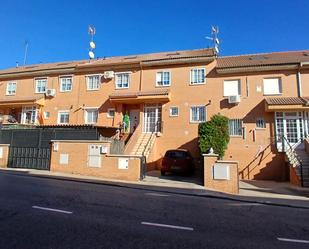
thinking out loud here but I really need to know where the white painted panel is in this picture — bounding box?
[60,154,69,165]
[0,147,3,159]
[213,164,230,180]
[89,156,101,168]
[118,158,129,169]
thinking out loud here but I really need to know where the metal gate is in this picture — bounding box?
[0,126,100,170]
[8,147,51,170]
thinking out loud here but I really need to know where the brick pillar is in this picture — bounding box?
[204,154,239,194]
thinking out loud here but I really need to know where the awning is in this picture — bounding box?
[0,97,45,107]
[265,97,309,112]
[109,89,170,104]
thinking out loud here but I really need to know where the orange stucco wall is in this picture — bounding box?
[1,59,307,181]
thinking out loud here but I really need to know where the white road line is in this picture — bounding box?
[141,222,194,231]
[144,193,170,197]
[228,203,262,206]
[277,237,309,244]
[32,205,73,214]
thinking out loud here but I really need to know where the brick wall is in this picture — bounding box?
[50,141,141,181]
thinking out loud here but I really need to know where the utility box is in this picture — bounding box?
[118,158,129,169]
[212,163,230,180]
[88,145,101,168]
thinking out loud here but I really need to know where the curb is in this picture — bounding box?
[1,169,309,210]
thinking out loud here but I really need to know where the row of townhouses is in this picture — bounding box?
[1,48,309,181]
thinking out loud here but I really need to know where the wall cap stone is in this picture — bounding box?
[51,140,112,144]
[216,160,239,164]
[106,154,142,159]
[202,153,219,157]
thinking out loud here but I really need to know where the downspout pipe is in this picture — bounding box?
[298,61,309,97]
[297,68,302,97]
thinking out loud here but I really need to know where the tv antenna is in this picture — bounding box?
[206,26,220,55]
[23,40,29,65]
[88,25,96,59]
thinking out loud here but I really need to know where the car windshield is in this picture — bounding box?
[165,151,188,158]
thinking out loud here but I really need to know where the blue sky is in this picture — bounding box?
[0,0,309,69]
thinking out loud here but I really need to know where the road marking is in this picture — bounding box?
[277,237,309,244]
[228,203,262,206]
[144,193,170,197]
[141,222,194,231]
[32,205,73,214]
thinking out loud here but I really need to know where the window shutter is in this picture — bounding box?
[224,80,240,96]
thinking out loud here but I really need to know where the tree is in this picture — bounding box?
[198,114,230,158]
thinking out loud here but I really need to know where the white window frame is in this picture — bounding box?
[35,77,47,93]
[190,105,206,123]
[43,111,50,119]
[263,77,282,95]
[84,108,98,124]
[256,117,266,129]
[21,106,38,124]
[223,79,241,97]
[86,74,101,91]
[190,68,206,85]
[156,71,171,87]
[6,82,17,95]
[57,111,70,124]
[107,108,115,118]
[59,75,73,92]
[169,106,179,117]
[115,72,130,89]
[229,119,243,137]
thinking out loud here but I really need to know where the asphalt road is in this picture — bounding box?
[0,171,308,249]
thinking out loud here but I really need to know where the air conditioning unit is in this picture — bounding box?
[45,89,56,97]
[228,95,240,104]
[103,71,115,79]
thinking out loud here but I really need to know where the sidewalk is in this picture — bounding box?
[1,168,309,209]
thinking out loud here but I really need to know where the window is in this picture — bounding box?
[263,78,282,95]
[229,119,243,136]
[169,106,179,117]
[60,76,73,92]
[6,82,17,95]
[86,75,100,90]
[85,109,98,124]
[35,78,47,93]
[256,117,266,128]
[224,80,241,96]
[21,106,37,124]
[190,106,206,123]
[156,71,171,86]
[107,108,115,118]
[58,111,70,124]
[44,111,50,119]
[115,73,129,89]
[190,68,205,84]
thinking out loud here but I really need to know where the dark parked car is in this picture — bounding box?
[161,149,194,176]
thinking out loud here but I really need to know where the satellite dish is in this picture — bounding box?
[90,41,96,49]
[89,51,95,59]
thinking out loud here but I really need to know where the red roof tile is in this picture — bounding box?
[217,50,309,69]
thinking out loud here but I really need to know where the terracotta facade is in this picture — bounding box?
[1,48,309,181]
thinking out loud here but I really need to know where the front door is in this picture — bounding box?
[275,112,303,151]
[129,109,140,133]
[143,104,162,133]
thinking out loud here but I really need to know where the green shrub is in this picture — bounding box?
[198,114,230,158]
